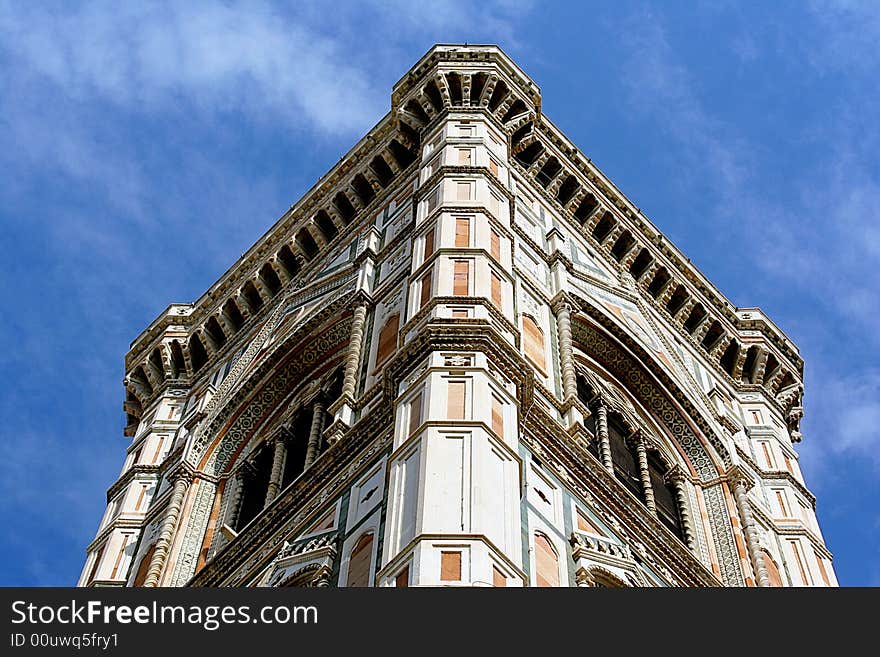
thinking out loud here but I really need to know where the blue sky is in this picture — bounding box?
[0,1,877,586]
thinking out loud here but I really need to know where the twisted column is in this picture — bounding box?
[729,468,769,587]
[264,431,289,508]
[341,302,368,400]
[633,433,656,513]
[225,467,249,532]
[143,469,193,587]
[593,400,614,475]
[553,297,577,402]
[304,400,326,469]
[666,467,695,550]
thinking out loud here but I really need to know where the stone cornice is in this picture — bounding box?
[391,44,541,113]
[125,146,419,375]
[105,465,161,502]
[733,444,816,506]
[508,128,802,379]
[750,502,831,558]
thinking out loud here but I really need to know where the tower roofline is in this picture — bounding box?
[124,43,802,406]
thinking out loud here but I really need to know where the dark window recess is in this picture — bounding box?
[243,281,264,313]
[281,411,311,488]
[648,269,671,298]
[405,98,430,124]
[592,213,616,243]
[629,249,653,280]
[683,304,707,334]
[720,340,739,375]
[665,284,689,315]
[148,348,165,382]
[470,72,487,105]
[535,157,561,188]
[764,353,780,382]
[501,98,527,124]
[314,210,338,242]
[649,454,683,540]
[487,80,509,112]
[425,80,443,113]
[205,316,226,349]
[259,264,281,296]
[235,446,274,531]
[169,340,186,378]
[573,194,598,223]
[514,142,543,167]
[700,321,724,352]
[333,192,357,223]
[584,413,600,460]
[510,121,532,149]
[295,228,320,260]
[446,72,463,105]
[277,245,300,279]
[369,156,395,188]
[351,174,375,206]
[189,334,208,372]
[611,231,635,261]
[608,417,643,501]
[388,139,417,169]
[741,346,759,382]
[556,176,579,206]
[223,299,245,332]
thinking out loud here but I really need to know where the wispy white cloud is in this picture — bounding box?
[611,5,880,519]
[616,8,752,199]
[0,1,385,136]
[615,5,880,341]
[0,0,538,585]
[806,0,880,74]
[798,368,880,478]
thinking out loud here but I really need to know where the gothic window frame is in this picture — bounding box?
[338,510,381,588]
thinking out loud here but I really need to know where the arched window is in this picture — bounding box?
[346,533,374,587]
[376,314,400,367]
[608,416,642,501]
[534,533,560,587]
[523,315,545,372]
[648,454,683,540]
[763,551,784,587]
[576,377,601,460]
[132,544,156,587]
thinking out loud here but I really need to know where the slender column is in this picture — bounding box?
[666,467,695,549]
[341,302,368,400]
[264,432,288,508]
[304,401,326,469]
[225,470,247,532]
[634,433,657,513]
[553,298,577,402]
[730,468,769,587]
[143,469,193,587]
[593,400,614,475]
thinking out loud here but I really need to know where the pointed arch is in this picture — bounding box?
[376,313,400,367]
[131,543,156,587]
[346,532,374,588]
[763,551,784,587]
[522,314,546,372]
[534,532,560,587]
